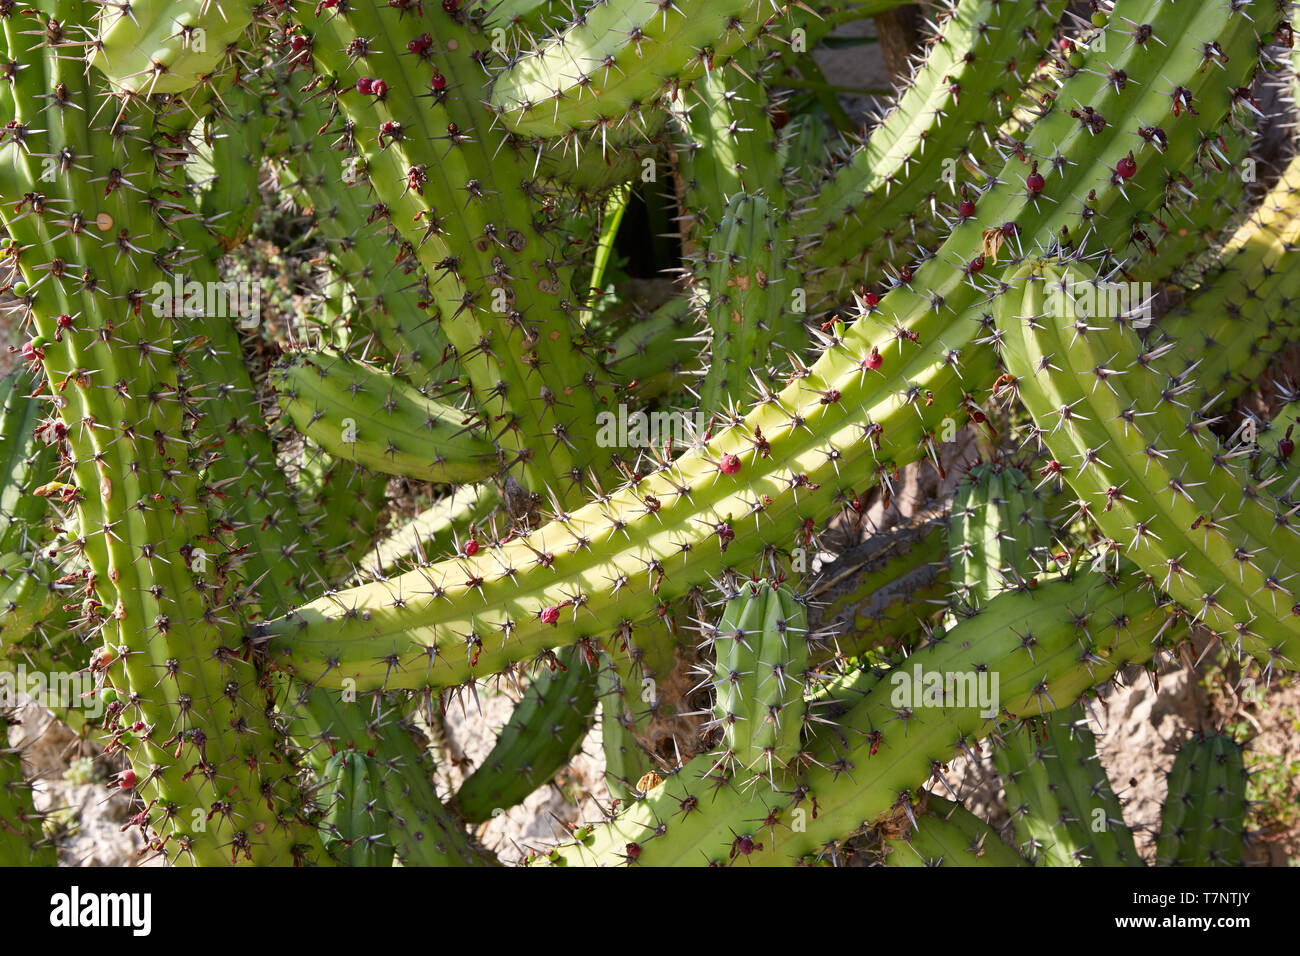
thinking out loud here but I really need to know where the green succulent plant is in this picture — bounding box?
[0,0,1296,868]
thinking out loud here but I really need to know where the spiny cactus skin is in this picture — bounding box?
[949,463,1051,609]
[675,49,787,234]
[0,711,56,866]
[880,795,1026,867]
[995,705,1141,867]
[301,687,498,866]
[193,75,275,255]
[793,0,1069,298]
[1,0,1297,870]
[321,747,397,867]
[544,567,1180,866]
[816,509,948,654]
[489,0,777,140]
[606,298,697,399]
[0,372,66,648]
[92,0,259,95]
[454,646,600,822]
[1155,734,1248,866]
[995,260,1300,671]
[273,350,499,483]
[597,664,660,804]
[1159,154,1300,406]
[707,580,809,778]
[273,79,453,375]
[294,0,615,507]
[1,0,321,865]
[695,193,802,407]
[264,0,1281,699]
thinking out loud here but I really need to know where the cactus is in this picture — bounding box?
[301,687,498,866]
[489,0,777,141]
[0,709,56,866]
[1158,155,1300,407]
[1155,733,1249,866]
[454,645,600,822]
[994,705,1141,866]
[791,0,1069,298]
[272,350,499,483]
[0,0,1296,870]
[880,795,1026,867]
[995,259,1300,672]
[92,0,259,95]
[320,747,397,867]
[0,371,67,650]
[544,565,1182,866]
[706,579,809,779]
[693,192,803,407]
[948,462,1052,610]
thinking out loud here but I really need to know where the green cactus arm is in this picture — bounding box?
[587,184,631,306]
[363,484,500,577]
[606,297,698,398]
[172,316,323,612]
[488,0,778,140]
[811,505,949,655]
[294,450,394,586]
[1134,120,1255,290]
[994,259,1300,670]
[190,74,274,255]
[0,710,57,866]
[881,795,1027,866]
[949,462,1052,609]
[791,0,1069,299]
[1157,155,1300,407]
[300,686,498,866]
[596,653,661,803]
[694,192,805,407]
[274,79,454,380]
[0,370,72,652]
[453,644,600,821]
[0,0,321,864]
[994,703,1141,866]
[541,566,1180,866]
[90,0,259,95]
[709,579,808,778]
[262,0,1283,695]
[292,1,615,507]
[675,48,787,235]
[1155,733,1248,866]
[271,349,499,484]
[319,748,396,866]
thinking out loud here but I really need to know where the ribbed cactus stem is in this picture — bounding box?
[263,0,1282,695]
